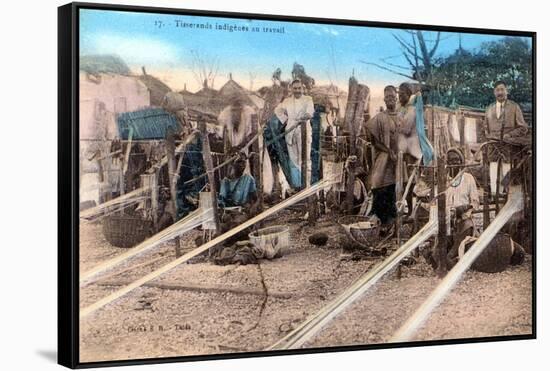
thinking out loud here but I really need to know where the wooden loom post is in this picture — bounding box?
[459,111,465,149]
[395,151,404,246]
[436,153,448,278]
[342,77,368,215]
[495,157,502,214]
[166,129,182,257]
[319,155,326,215]
[250,113,263,212]
[199,119,221,234]
[140,173,158,227]
[118,127,133,207]
[482,145,490,229]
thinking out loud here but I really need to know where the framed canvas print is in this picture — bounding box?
[58,2,536,368]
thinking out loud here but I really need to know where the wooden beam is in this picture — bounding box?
[141,173,159,227]
[165,129,182,257]
[436,153,448,278]
[482,145,490,228]
[395,151,404,245]
[342,77,369,215]
[250,113,263,211]
[122,127,133,176]
[345,155,357,214]
[199,119,221,234]
[97,280,293,299]
[495,157,502,214]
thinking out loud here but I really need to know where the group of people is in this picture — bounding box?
[215,78,317,209]
[207,76,528,267]
[365,80,527,267]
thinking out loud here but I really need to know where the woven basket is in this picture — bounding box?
[102,215,153,248]
[337,215,381,249]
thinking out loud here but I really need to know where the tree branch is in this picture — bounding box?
[359,60,415,80]
[429,32,441,59]
[380,56,412,71]
[393,33,416,57]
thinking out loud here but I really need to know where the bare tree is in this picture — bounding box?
[360,30,446,85]
[189,49,220,89]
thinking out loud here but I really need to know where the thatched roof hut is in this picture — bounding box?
[310,84,348,116]
[219,77,265,110]
[80,54,131,75]
[177,77,265,118]
[178,90,225,118]
[137,67,172,107]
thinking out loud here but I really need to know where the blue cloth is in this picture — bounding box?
[117,108,180,140]
[219,174,257,207]
[264,115,302,189]
[175,136,206,220]
[310,105,323,185]
[414,95,434,166]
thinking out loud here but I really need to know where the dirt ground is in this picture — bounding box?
[78,210,532,363]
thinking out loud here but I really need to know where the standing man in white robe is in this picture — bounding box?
[217,96,256,152]
[274,79,315,187]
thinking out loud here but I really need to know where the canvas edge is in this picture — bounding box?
[57,2,537,369]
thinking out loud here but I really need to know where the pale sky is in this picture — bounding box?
[80,8,532,94]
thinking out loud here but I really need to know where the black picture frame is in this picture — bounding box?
[58,2,536,368]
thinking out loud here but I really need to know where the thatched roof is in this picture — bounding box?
[219,78,265,109]
[177,78,265,117]
[195,86,219,97]
[219,79,246,97]
[178,90,226,117]
[310,84,348,113]
[137,67,172,107]
[80,54,130,75]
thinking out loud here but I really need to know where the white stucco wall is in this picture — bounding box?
[79,72,151,206]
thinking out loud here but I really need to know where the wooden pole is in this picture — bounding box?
[165,129,182,257]
[140,173,159,228]
[199,119,221,234]
[395,151,404,246]
[436,153,448,278]
[459,112,465,149]
[345,156,357,214]
[319,156,326,215]
[495,157,502,214]
[482,145,490,229]
[250,113,263,212]
[342,77,369,215]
